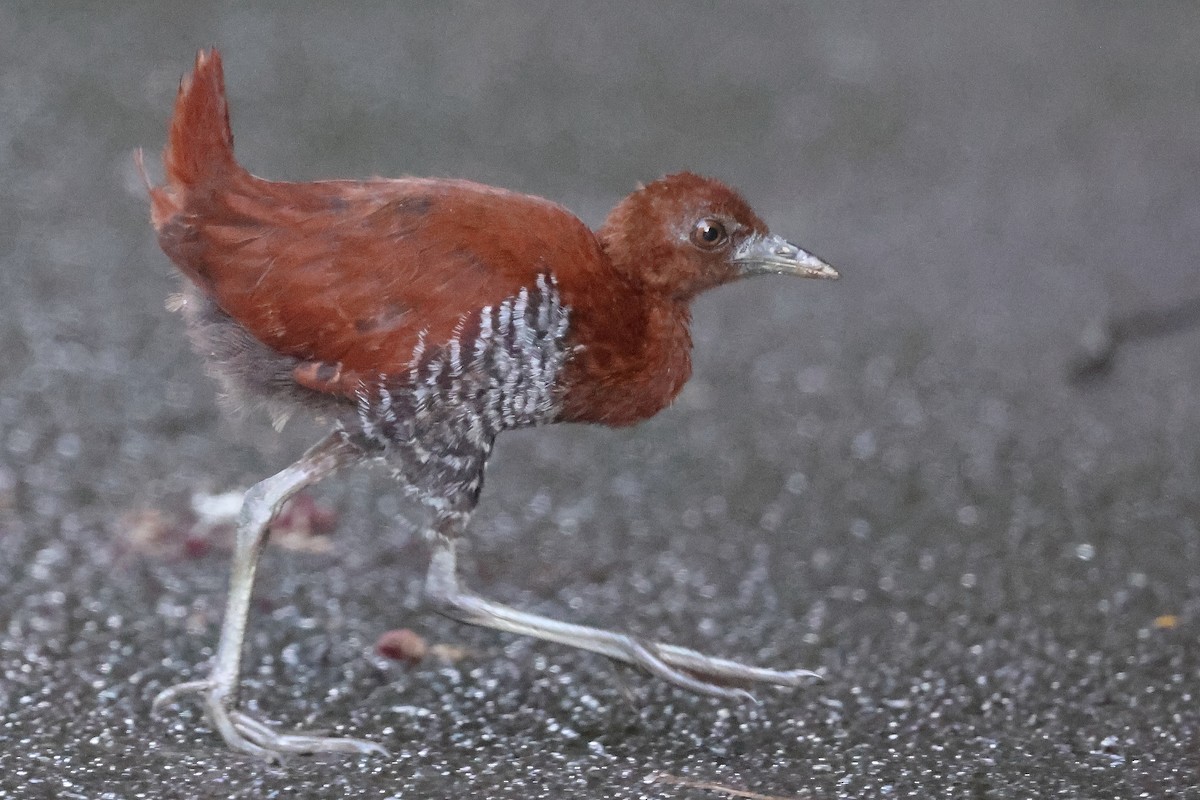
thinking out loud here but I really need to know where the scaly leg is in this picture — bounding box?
[153,430,385,759]
[423,514,818,699]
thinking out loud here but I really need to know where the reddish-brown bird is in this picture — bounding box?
[144,49,838,759]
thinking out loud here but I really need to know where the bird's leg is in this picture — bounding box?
[152,430,385,759]
[423,513,818,700]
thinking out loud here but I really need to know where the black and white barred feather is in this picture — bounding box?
[353,274,572,513]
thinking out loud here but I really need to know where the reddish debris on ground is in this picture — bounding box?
[374,629,473,665]
[375,629,429,664]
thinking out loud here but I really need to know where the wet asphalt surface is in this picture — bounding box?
[3,3,1200,798]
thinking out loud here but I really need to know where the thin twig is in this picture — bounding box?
[1068,295,1200,383]
[645,771,806,800]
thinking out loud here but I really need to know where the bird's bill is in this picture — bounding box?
[733,234,839,280]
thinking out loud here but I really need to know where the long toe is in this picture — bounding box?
[229,710,389,757]
[644,641,822,692]
[622,638,757,701]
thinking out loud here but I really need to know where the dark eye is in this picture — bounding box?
[690,218,729,250]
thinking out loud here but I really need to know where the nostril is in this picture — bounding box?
[775,244,797,257]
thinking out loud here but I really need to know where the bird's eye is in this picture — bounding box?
[690,218,729,250]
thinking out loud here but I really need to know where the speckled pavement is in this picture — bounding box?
[2,4,1199,798]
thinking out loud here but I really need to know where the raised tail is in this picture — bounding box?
[144,48,242,228]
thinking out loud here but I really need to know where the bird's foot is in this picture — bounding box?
[621,638,821,701]
[427,574,820,701]
[152,679,387,760]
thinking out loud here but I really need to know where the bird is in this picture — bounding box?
[142,48,839,760]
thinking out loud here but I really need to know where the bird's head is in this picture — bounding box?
[599,172,838,302]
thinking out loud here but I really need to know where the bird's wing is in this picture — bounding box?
[156,175,600,398]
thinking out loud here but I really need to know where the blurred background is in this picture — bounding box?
[2,2,1199,797]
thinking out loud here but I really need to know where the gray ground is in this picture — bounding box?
[2,3,1199,798]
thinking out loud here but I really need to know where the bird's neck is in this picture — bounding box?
[558,275,694,427]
